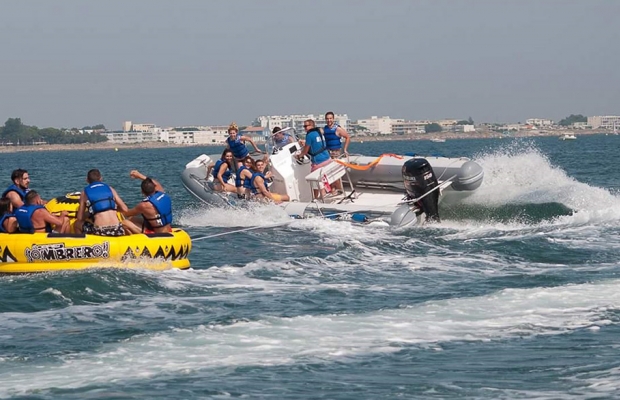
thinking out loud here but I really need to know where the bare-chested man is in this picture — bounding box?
[15,190,70,233]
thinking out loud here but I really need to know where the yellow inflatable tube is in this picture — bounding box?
[0,193,192,273]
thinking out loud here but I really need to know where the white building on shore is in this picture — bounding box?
[391,120,430,135]
[105,131,157,143]
[452,124,476,133]
[122,121,157,132]
[160,126,230,144]
[108,122,231,144]
[526,118,554,127]
[588,115,620,129]
[355,116,404,135]
[257,113,350,134]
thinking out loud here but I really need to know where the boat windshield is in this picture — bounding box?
[266,127,301,154]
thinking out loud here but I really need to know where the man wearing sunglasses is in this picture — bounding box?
[296,119,333,198]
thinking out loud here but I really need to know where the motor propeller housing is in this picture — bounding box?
[401,158,440,223]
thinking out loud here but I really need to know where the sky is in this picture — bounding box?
[0,0,618,129]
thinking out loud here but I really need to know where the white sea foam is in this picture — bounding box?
[178,143,620,246]
[177,203,291,228]
[3,279,620,396]
[39,287,72,304]
[576,365,620,395]
[469,143,620,218]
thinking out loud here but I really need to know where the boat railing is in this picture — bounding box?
[304,159,357,203]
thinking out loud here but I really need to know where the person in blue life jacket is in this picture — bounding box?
[0,197,18,233]
[296,119,334,199]
[225,122,263,168]
[15,190,71,234]
[74,169,130,236]
[122,170,173,234]
[272,126,294,151]
[206,149,237,193]
[249,159,290,204]
[323,111,351,159]
[235,155,256,199]
[1,168,42,210]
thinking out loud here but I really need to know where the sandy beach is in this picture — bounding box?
[0,129,603,153]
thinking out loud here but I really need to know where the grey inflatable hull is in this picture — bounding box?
[181,152,484,227]
[345,154,483,192]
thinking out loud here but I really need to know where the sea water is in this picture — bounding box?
[1,135,620,399]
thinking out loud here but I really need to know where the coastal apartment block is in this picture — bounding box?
[356,116,404,135]
[390,121,428,135]
[257,113,350,134]
[588,115,620,129]
[388,119,472,135]
[108,121,267,144]
[525,118,554,127]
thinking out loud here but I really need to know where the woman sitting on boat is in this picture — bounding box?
[250,159,289,204]
[235,155,255,199]
[0,197,18,233]
[208,149,237,193]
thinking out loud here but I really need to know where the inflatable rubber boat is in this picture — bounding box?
[181,130,483,227]
[0,193,191,273]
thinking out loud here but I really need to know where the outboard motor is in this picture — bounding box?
[401,158,440,223]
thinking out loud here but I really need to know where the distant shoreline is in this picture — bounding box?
[0,129,607,153]
[0,141,207,154]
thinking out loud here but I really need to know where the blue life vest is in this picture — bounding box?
[250,172,269,195]
[212,159,233,182]
[226,136,249,159]
[2,184,29,201]
[0,213,15,233]
[235,165,252,188]
[305,128,331,165]
[323,124,342,150]
[84,182,116,215]
[142,191,173,230]
[15,205,51,233]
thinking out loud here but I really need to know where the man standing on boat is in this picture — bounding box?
[74,169,129,236]
[323,111,350,159]
[122,170,173,234]
[296,119,333,199]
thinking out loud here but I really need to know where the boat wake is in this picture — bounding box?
[458,142,620,225]
[179,142,620,232]
[440,202,573,224]
[177,203,291,228]
[3,277,620,397]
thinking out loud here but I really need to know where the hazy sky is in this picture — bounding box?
[1,0,618,129]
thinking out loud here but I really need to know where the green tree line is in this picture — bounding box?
[558,114,587,126]
[0,118,108,145]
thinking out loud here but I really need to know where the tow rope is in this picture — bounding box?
[191,220,294,242]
